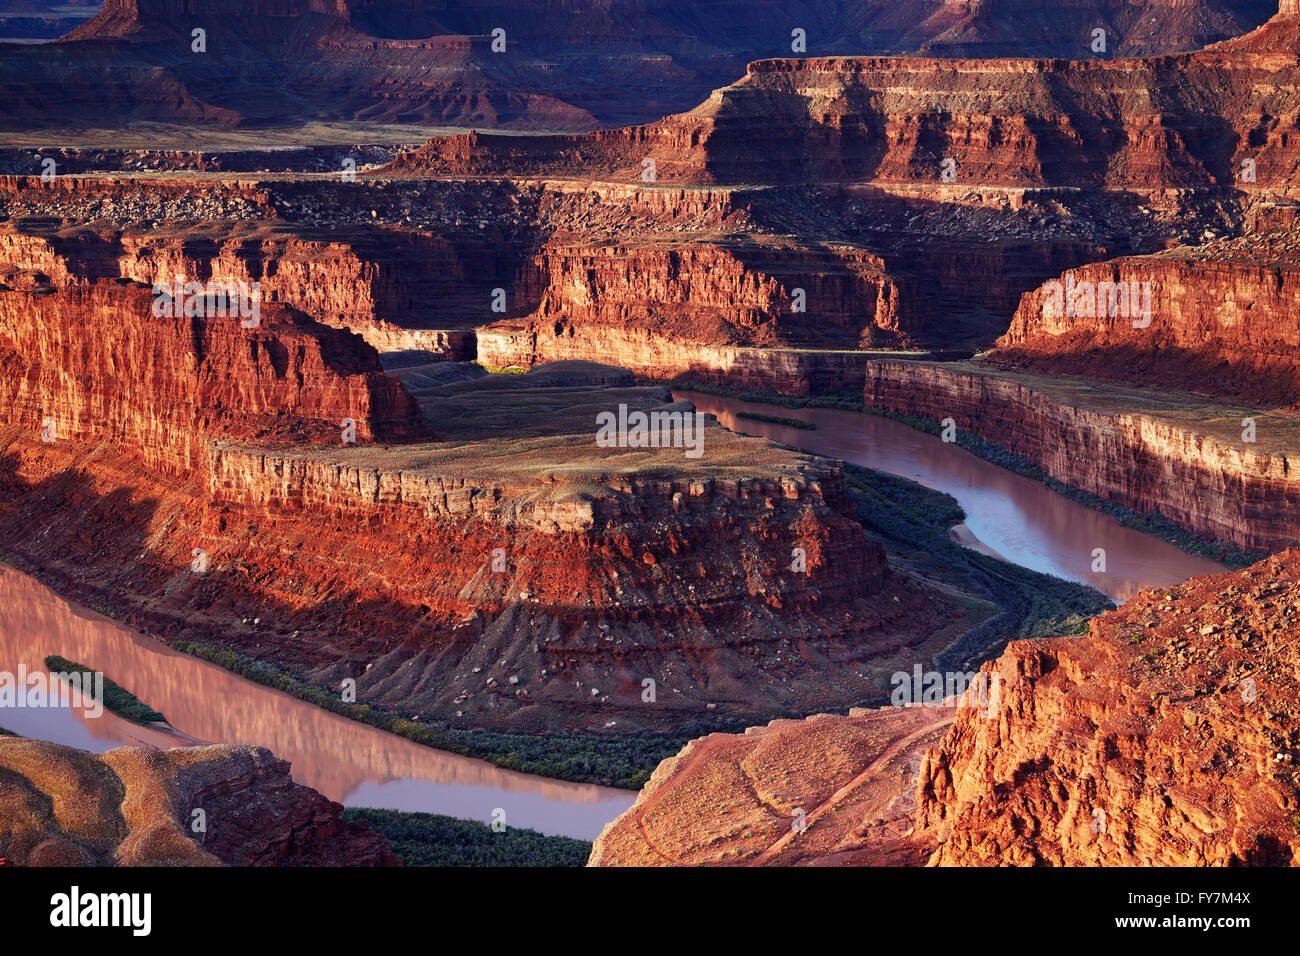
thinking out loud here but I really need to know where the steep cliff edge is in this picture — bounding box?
[1,0,1273,132]
[918,547,1300,865]
[994,236,1300,406]
[863,360,1300,553]
[0,351,984,733]
[0,738,399,866]
[0,275,424,472]
[389,3,1300,190]
[589,549,1300,866]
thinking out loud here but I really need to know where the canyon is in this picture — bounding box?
[862,360,1300,554]
[591,548,1300,866]
[0,232,985,735]
[386,4,1300,190]
[0,1,1279,130]
[0,0,1298,876]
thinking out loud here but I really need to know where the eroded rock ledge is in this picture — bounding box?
[0,738,398,866]
[590,549,1300,866]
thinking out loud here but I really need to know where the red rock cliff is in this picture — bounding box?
[863,360,1300,553]
[0,738,398,866]
[0,277,423,472]
[918,548,1300,865]
[589,549,1300,866]
[390,3,1300,189]
[995,240,1300,406]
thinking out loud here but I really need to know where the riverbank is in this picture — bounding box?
[660,377,1268,568]
[0,561,637,839]
[0,424,1117,792]
[341,808,590,867]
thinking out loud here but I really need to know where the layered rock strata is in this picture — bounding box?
[995,237,1300,406]
[0,277,423,472]
[0,0,1273,130]
[862,360,1300,553]
[0,738,399,866]
[390,4,1300,190]
[0,350,980,731]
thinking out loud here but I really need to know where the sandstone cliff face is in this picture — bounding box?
[996,241,1300,405]
[473,234,910,388]
[0,169,1135,378]
[0,356,978,732]
[0,277,423,472]
[478,327,877,396]
[8,0,1266,132]
[863,360,1300,553]
[0,227,490,358]
[511,238,903,350]
[589,550,1300,866]
[918,548,1300,865]
[0,738,399,866]
[391,4,1300,189]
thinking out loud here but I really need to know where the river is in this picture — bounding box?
[0,565,634,840]
[676,390,1224,603]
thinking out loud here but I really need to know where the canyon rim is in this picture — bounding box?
[0,0,1296,942]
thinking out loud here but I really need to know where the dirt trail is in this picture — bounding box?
[748,713,954,866]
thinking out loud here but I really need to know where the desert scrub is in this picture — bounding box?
[43,655,166,724]
[735,410,817,429]
[842,463,1112,668]
[342,808,590,867]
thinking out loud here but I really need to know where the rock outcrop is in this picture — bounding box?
[0,353,983,732]
[590,549,1300,866]
[0,738,399,866]
[0,224,498,358]
[995,237,1300,406]
[390,3,1300,189]
[917,547,1300,866]
[0,275,424,472]
[862,360,1300,553]
[0,0,1275,130]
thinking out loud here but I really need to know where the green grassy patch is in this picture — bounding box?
[0,726,19,737]
[42,655,166,725]
[842,463,1113,666]
[342,808,591,867]
[735,410,817,429]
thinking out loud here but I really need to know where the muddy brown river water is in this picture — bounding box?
[677,390,1225,603]
[0,565,635,840]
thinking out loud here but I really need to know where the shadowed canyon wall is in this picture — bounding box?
[995,242,1300,406]
[862,360,1300,553]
